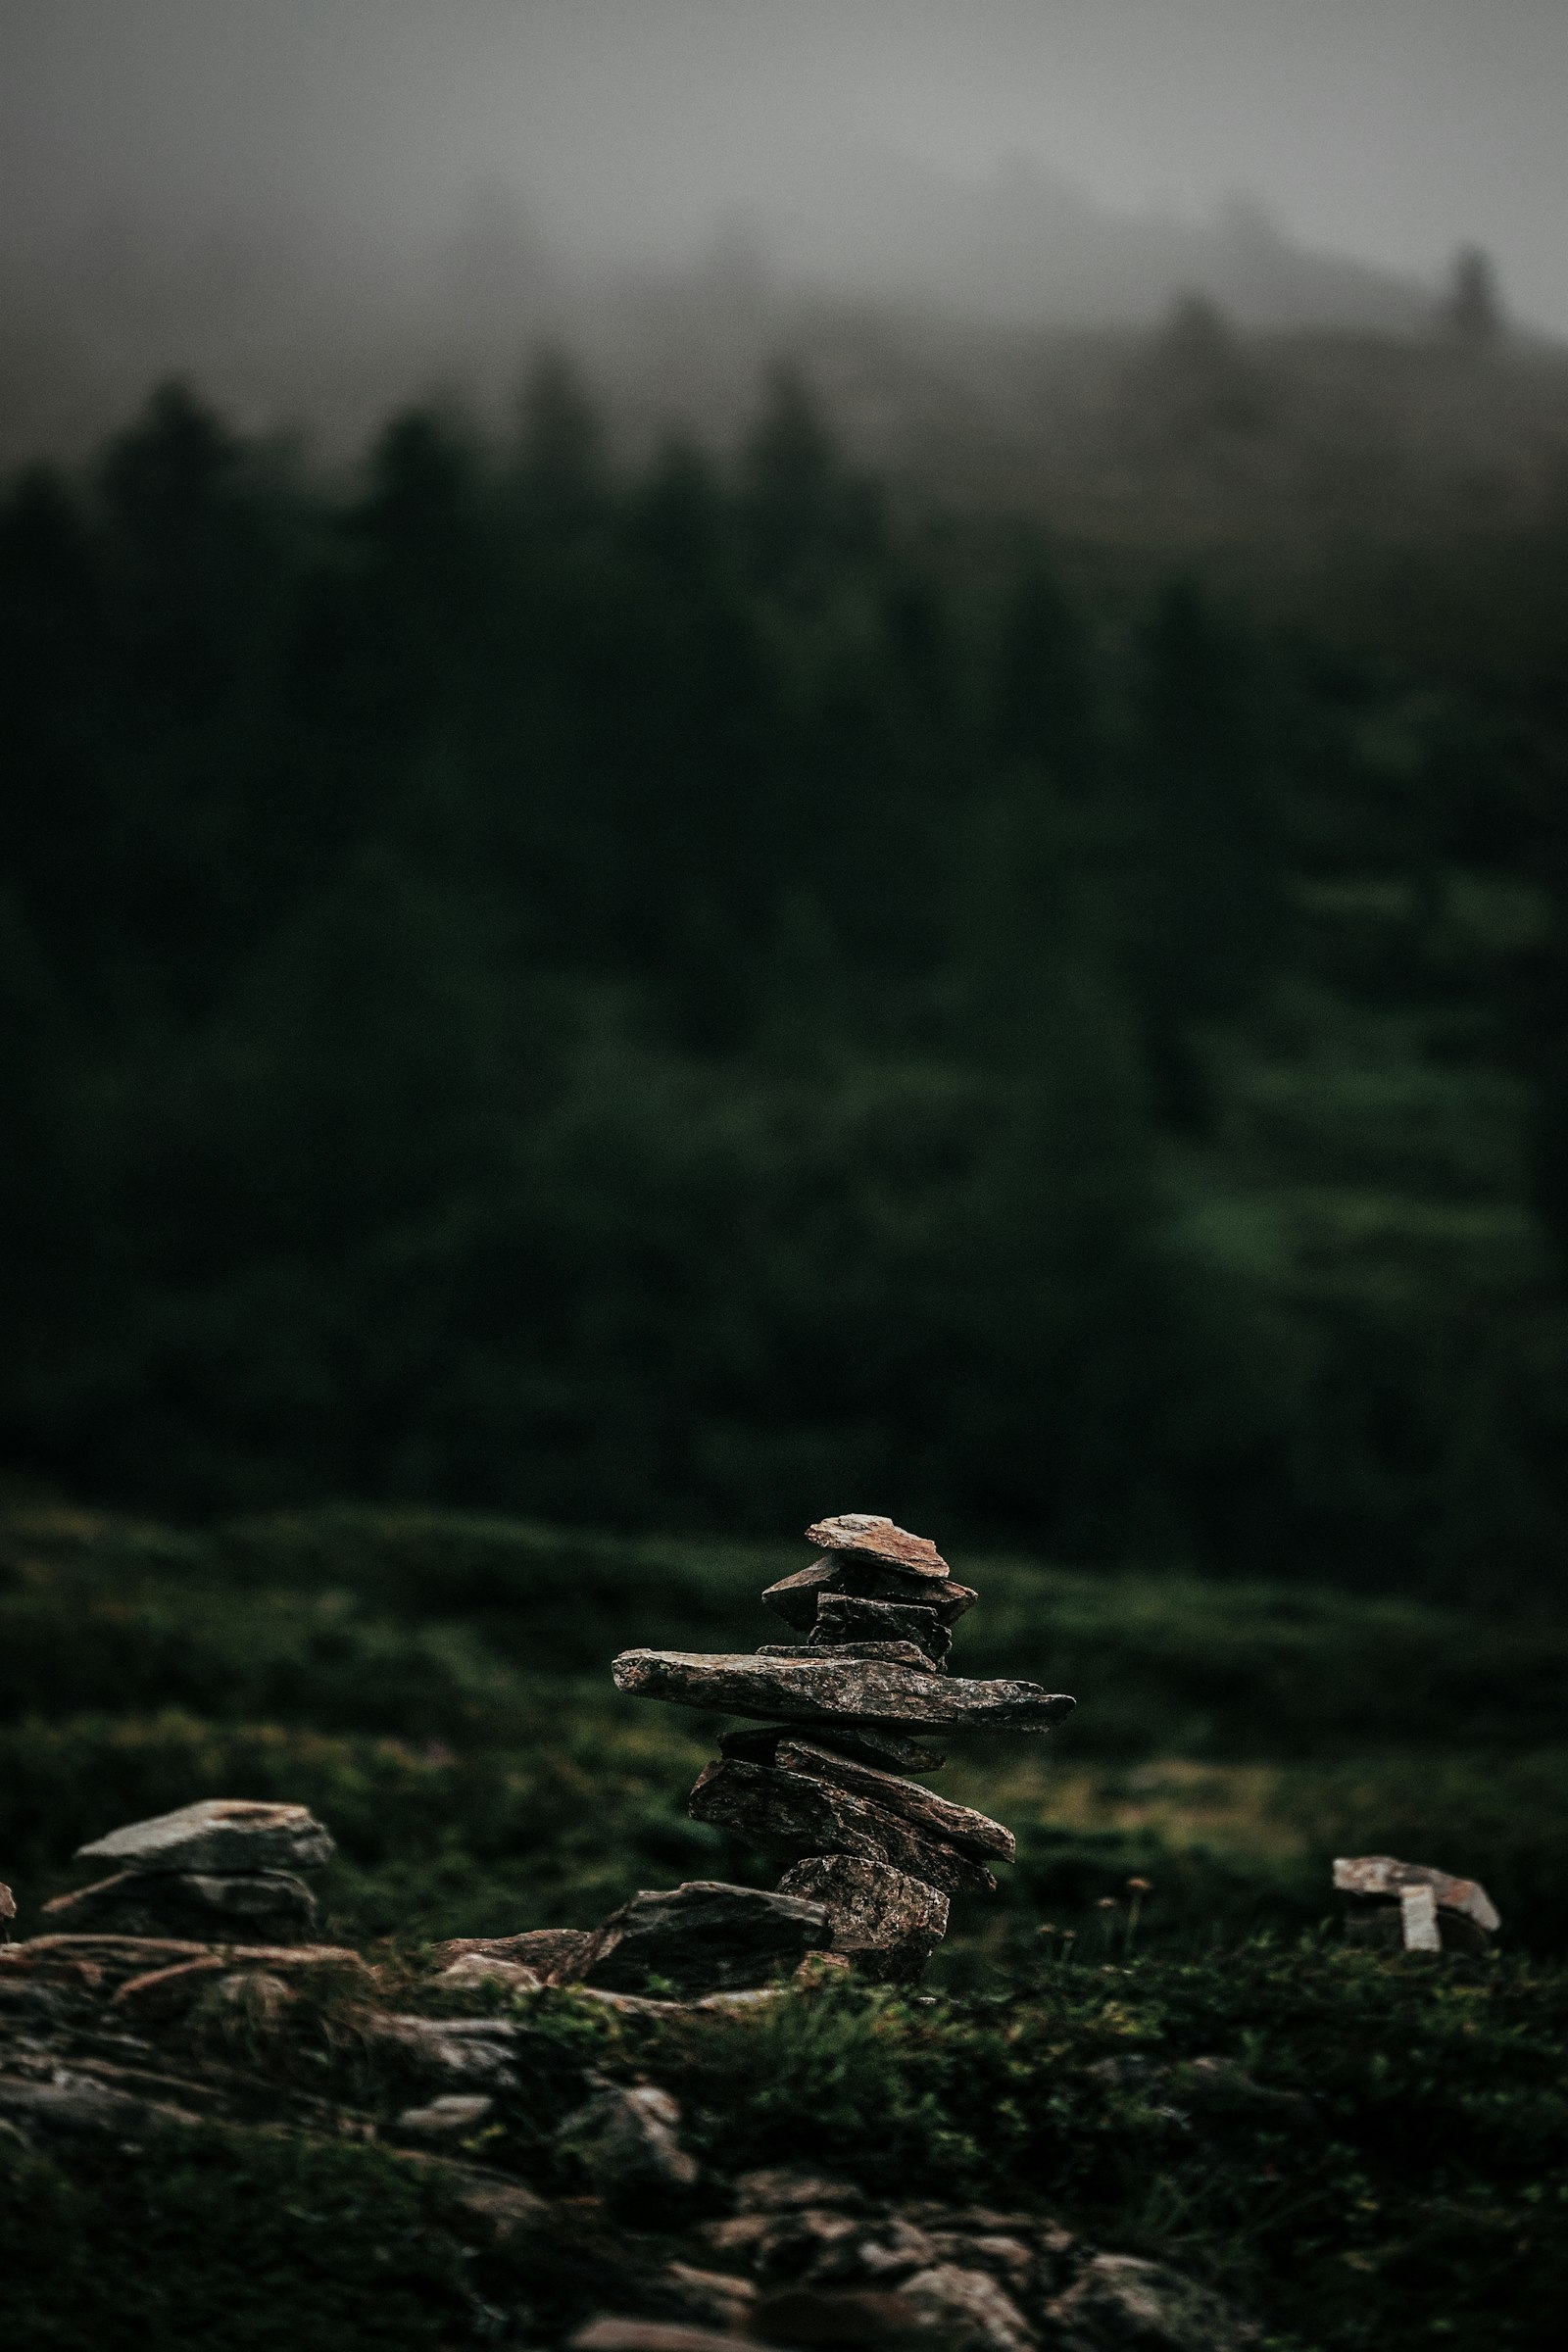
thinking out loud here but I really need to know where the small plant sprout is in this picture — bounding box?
[1125,1876,1152,1956]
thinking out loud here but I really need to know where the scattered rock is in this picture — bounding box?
[736,2167,868,2213]
[110,1956,230,2020]
[368,2015,523,2088]
[433,1927,596,1982]
[578,1882,830,1999]
[435,1953,543,1992]
[694,2213,776,2263]
[663,2263,758,2329]
[395,2092,496,2140]
[805,1515,953,1579]
[0,2069,203,2138]
[1045,2253,1258,2351]
[689,1758,998,1897]
[42,1869,318,1943]
[612,1649,1073,1736]
[776,1856,949,1983]
[558,2083,700,2208]
[210,1969,296,2033]
[0,1934,214,1981]
[902,2263,1037,2350]
[1334,1854,1499,1953]
[75,1798,334,1876]
[569,2323,761,2352]
[752,2283,925,2345]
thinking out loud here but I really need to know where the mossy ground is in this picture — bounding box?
[2,1501,1566,2346]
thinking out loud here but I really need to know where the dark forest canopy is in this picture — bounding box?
[4,362,1568,1597]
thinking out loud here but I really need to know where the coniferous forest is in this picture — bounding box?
[5,358,1568,1600]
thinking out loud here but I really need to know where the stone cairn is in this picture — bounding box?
[40,1799,335,1945]
[612,1513,1075,1984]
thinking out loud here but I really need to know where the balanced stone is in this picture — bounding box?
[612,1649,1074,1735]
[763,1558,978,1631]
[806,1515,951,1578]
[719,1723,947,1777]
[688,1758,998,1897]
[770,1739,1015,1864]
[42,1869,318,1943]
[757,1640,942,1673]
[577,1882,829,1999]
[810,1592,952,1663]
[1333,1854,1499,1953]
[75,1798,334,1877]
[776,1856,949,1984]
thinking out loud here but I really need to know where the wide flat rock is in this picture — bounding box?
[776,1855,949,1983]
[772,1739,1014,1864]
[578,1882,830,1999]
[689,1759,997,1897]
[757,1639,942,1673]
[764,1558,979,1631]
[76,1798,334,1875]
[613,1648,1073,1734]
[805,1515,951,1578]
[719,1722,947,1776]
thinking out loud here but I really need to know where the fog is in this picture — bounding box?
[3,0,1565,455]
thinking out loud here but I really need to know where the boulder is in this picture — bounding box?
[805,1516,952,1578]
[436,1953,543,1992]
[763,1558,978,1633]
[612,1650,1074,1736]
[720,1723,946,1776]
[0,2069,204,2138]
[689,1759,998,1897]
[776,1856,949,1983]
[76,1799,334,1876]
[579,1881,830,1998]
[736,2168,868,2213]
[42,1868,318,1943]
[1045,2253,1257,2350]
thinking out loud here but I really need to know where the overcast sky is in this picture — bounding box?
[4,0,1566,329]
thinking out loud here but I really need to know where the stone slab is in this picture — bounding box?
[689,1758,997,1896]
[776,1856,949,1984]
[805,1516,951,1578]
[76,1799,334,1876]
[772,1739,1014,1864]
[719,1723,947,1776]
[613,1648,1073,1734]
[578,1882,830,1999]
[757,1640,941,1673]
[763,1558,978,1632]
[811,1593,952,1663]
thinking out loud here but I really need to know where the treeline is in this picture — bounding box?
[2,361,1564,1590]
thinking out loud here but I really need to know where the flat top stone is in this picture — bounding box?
[612,1648,1073,1735]
[77,1799,334,1875]
[1333,1855,1500,1932]
[805,1516,950,1579]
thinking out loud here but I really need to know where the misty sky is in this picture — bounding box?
[3,0,1567,331]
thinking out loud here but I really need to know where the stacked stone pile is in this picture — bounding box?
[613,1513,1074,1982]
[41,1798,335,1945]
